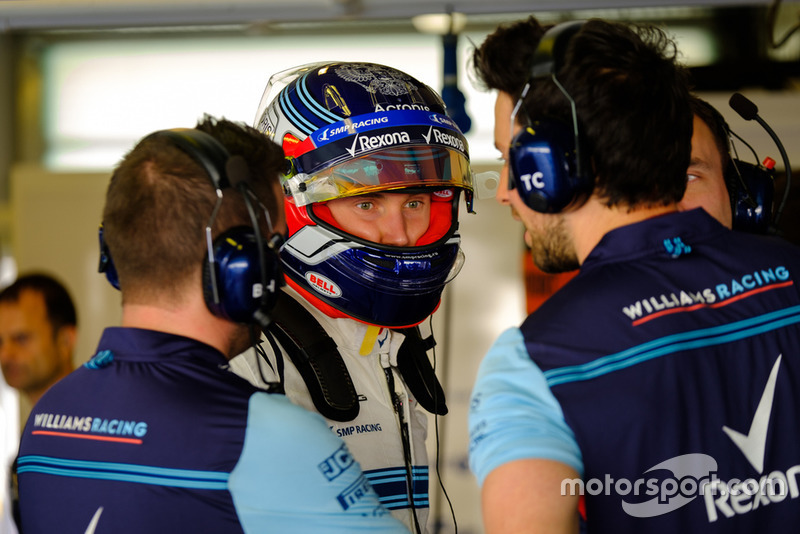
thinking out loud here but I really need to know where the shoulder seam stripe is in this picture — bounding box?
[545,305,800,386]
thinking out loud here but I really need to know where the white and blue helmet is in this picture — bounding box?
[255,61,475,328]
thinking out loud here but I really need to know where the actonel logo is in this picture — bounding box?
[306,272,342,298]
[374,103,430,111]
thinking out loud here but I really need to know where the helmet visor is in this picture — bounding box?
[283,145,473,206]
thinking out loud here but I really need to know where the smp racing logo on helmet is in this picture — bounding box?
[429,113,458,129]
[306,272,342,298]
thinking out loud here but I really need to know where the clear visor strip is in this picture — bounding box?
[284,169,498,205]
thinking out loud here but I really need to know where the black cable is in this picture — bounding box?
[767,0,800,49]
[264,331,285,392]
[237,181,272,330]
[727,131,761,210]
[384,366,422,534]
[429,315,457,534]
[729,129,760,164]
[729,92,794,228]
[248,324,284,394]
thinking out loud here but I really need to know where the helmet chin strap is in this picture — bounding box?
[261,288,447,421]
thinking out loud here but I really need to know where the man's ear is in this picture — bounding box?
[57,325,77,359]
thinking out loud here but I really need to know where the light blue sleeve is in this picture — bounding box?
[229,392,408,533]
[468,327,584,487]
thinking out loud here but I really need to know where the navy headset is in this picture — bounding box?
[508,20,593,213]
[724,130,776,235]
[726,92,791,235]
[98,128,283,327]
[507,23,788,230]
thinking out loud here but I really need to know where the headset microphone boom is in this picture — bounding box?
[728,92,793,232]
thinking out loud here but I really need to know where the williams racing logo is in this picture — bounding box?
[30,412,148,444]
[622,265,793,326]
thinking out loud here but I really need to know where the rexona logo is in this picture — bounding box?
[422,126,466,153]
[306,272,342,298]
[346,132,411,157]
[561,355,798,523]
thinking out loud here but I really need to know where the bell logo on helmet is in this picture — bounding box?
[433,189,454,200]
[306,272,343,298]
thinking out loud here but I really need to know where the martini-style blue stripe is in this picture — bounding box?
[17,455,229,490]
[279,89,316,135]
[297,73,342,123]
[545,305,800,386]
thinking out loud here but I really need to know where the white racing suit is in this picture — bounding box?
[230,288,433,533]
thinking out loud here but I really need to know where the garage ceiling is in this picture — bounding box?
[0,0,774,31]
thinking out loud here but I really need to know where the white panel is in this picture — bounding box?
[0,374,18,534]
[9,164,122,374]
[42,33,468,170]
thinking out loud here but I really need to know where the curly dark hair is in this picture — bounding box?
[527,19,693,208]
[470,16,549,101]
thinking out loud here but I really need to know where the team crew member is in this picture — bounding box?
[15,116,406,533]
[230,61,476,533]
[682,94,780,235]
[0,272,77,408]
[680,96,735,228]
[468,18,800,533]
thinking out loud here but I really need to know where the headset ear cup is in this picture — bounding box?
[98,225,120,290]
[203,226,282,323]
[508,120,590,213]
[723,160,739,214]
[730,160,775,234]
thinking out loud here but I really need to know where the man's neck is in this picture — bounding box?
[121,296,234,357]
[568,196,679,265]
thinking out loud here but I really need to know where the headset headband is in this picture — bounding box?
[145,129,233,190]
[531,21,586,79]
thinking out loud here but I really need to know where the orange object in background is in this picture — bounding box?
[523,253,577,314]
